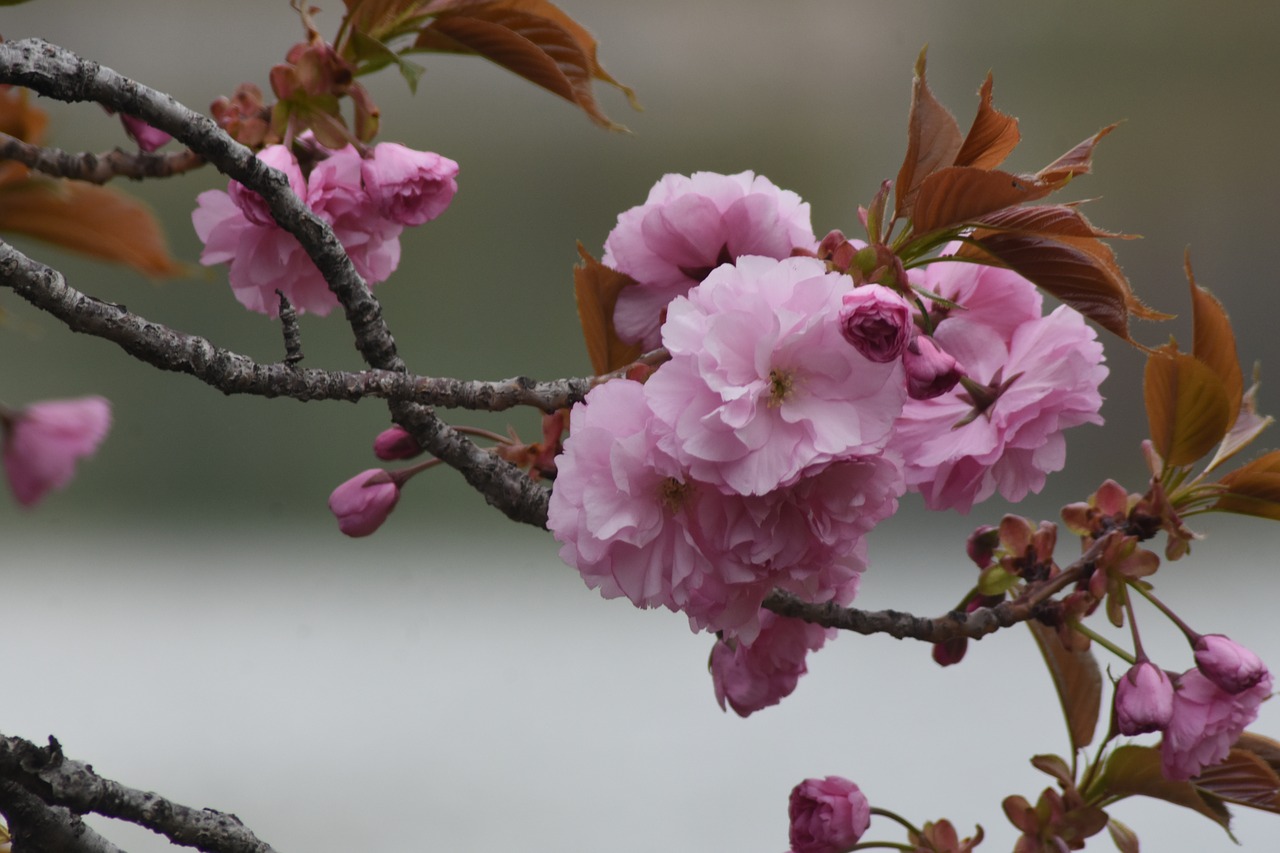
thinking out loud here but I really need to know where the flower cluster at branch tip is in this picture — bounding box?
[193,138,456,317]
[1,396,111,508]
[787,776,871,853]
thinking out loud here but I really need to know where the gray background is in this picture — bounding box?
[2,2,1279,851]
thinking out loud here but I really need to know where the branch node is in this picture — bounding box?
[276,289,304,367]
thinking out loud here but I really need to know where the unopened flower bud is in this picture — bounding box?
[328,468,399,537]
[904,334,962,400]
[361,142,459,226]
[788,776,871,853]
[373,426,423,461]
[837,285,912,363]
[1194,634,1269,694]
[119,114,171,152]
[1115,660,1175,735]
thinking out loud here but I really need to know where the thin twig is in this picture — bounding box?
[0,130,205,183]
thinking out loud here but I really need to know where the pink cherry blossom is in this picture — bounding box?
[1194,634,1268,694]
[193,143,402,317]
[1115,660,1175,736]
[918,249,1044,342]
[118,113,171,152]
[902,334,962,400]
[604,171,816,350]
[711,611,834,717]
[1160,668,1273,780]
[645,255,905,496]
[328,468,400,537]
[788,776,871,853]
[373,426,423,461]
[890,305,1107,512]
[361,142,459,226]
[2,396,111,507]
[837,285,912,363]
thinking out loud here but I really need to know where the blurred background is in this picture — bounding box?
[2,2,1279,850]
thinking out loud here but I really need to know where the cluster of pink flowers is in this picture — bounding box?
[548,172,1110,712]
[1,396,112,507]
[193,140,457,317]
[1112,634,1272,780]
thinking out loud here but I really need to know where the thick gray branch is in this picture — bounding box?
[0,735,277,853]
[0,779,123,853]
[0,131,205,184]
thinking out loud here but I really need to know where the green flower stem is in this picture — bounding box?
[852,844,917,851]
[869,807,922,837]
[1070,622,1136,665]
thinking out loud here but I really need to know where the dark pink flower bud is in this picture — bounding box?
[373,426,423,461]
[361,142,459,226]
[119,114,172,152]
[1115,661,1175,735]
[328,468,399,537]
[903,334,962,400]
[1194,634,1269,694]
[837,285,912,363]
[711,612,833,717]
[788,776,871,853]
[2,396,112,508]
[229,145,308,227]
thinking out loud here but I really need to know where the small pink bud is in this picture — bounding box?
[966,525,999,569]
[361,142,459,226]
[1115,661,1175,735]
[837,285,912,363]
[328,468,399,537]
[788,776,871,853]
[119,114,171,152]
[2,396,112,508]
[1194,634,1269,694]
[903,334,962,400]
[373,426,423,461]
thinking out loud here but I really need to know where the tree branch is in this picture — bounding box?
[0,779,124,853]
[0,131,205,184]
[0,734,278,853]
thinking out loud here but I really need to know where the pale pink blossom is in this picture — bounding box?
[891,306,1107,512]
[193,143,402,317]
[1194,634,1269,694]
[918,249,1043,342]
[837,285,913,363]
[328,468,400,537]
[2,396,111,507]
[1115,661,1175,736]
[361,142,459,226]
[788,776,871,853]
[119,114,171,152]
[605,171,816,350]
[645,255,905,496]
[1161,668,1273,780]
[228,145,307,227]
[711,611,834,717]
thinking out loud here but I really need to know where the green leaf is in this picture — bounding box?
[1028,620,1101,752]
[350,30,427,92]
[1089,745,1233,832]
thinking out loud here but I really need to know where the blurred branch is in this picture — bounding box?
[0,734,278,853]
[0,779,123,853]
[0,131,206,184]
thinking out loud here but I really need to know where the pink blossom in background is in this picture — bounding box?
[787,776,871,853]
[604,171,816,350]
[1194,634,1269,694]
[645,255,905,497]
[2,396,111,507]
[193,143,402,317]
[918,249,1043,343]
[890,306,1107,512]
[361,142,459,226]
[1115,660,1175,736]
[711,611,834,717]
[837,284,913,363]
[118,113,172,152]
[227,145,307,227]
[1160,668,1273,780]
[328,468,400,537]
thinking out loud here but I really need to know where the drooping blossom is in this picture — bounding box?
[1194,634,1269,695]
[328,468,400,537]
[1115,660,1175,736]
[604,171,816,350]
[373,425,423,461]
[2,396,112,507]
[361,142,459,226]
[902,334,962,400]
[193,143,403,317]
[711,610,834,717]
[1160,668,1273,780]
[891,305,1107,512]
[837,284,913,363]
[788,776,871,853]
[645,255,905,496]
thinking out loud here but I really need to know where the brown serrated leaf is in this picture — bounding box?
[1194,748,1280,812]
[1037,124,1118,188]
[1028,620,1101,752]
[1213,450,1280,520]
[894,47,963,223]
[342,0,431,42]
[1187,255,1243,432]
[573,243,642,375]
[1144,347,1233,467]
[0,180,183,278]
[954,73,1020,170]
[974,204,1129,240]
[1234,733,1280,778]
[1088,744,1232,831]
[911,167,1053,236]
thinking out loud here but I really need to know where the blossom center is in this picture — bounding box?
[658,476,693,512]
[767,368,795,407]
